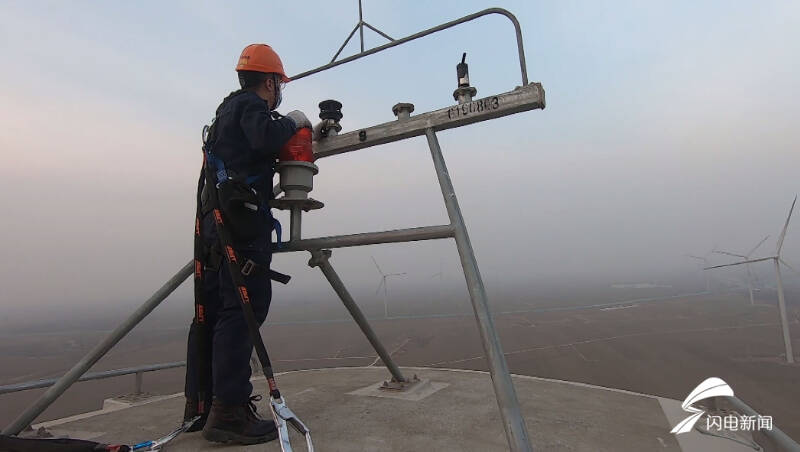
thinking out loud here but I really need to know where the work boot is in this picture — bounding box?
[183,398,209,432]
[202,395,278,445]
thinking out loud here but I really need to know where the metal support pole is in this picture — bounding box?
[2,261,193,435]
[290,207,302,241]
[274,224,454,253]
[358,0,364,52]
[308,249,406,383]
[774,258,795,364]
[746,264,755,305]
[363,22,394,42]
[424,128,532,451]
[134,371,143,395]
[330,23,361,63]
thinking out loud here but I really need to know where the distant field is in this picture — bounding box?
[1,290,799,441]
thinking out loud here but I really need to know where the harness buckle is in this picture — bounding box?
[241,259,257,276]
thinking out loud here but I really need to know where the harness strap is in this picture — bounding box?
[192,166,211,415]
[273,218,283,248]
[200,138,283,400]
[203,243,290,284]
[241,259,291,284]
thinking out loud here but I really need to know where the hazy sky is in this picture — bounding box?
[1,0,799,313]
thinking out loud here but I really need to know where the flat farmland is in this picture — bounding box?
[1,292,798,440]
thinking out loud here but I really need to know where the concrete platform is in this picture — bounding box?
[32,367,755,451]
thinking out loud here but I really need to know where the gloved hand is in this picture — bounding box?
[286,110,312,130]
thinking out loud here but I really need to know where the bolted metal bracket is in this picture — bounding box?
[392,102,415,120]
[379,373,421,391]
[453,86,477,104]
[270,198,325,212]
[307,249,333,268]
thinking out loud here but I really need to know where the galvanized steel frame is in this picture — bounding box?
[291,7,530,87]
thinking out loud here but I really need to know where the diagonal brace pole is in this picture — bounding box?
[425,128,532,451]
[308,249,406,382]
[3,262,193,435]
[331,23,361,64]
[362,22,394,42]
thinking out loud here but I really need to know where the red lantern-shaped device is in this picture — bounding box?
[279,128,314,162]
[272,128,322,214]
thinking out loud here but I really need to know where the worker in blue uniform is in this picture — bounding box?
[183,43,312,445]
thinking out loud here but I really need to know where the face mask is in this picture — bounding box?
[270,75,283,111]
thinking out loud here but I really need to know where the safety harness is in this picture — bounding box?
[193,120,312,451]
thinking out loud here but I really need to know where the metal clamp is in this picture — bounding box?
[241,259,256,276]
[270,396,314,452]
[130,415,200,451]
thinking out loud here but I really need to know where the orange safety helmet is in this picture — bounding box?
[235,44,290,82]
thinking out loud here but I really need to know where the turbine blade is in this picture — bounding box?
[713,250,747,259]
[704,256,774,270]
[747,235,771,257]
[371,256,385,276]
[780,258,798,273]
[375,277,385,295]
[776,195,797,255]
[686,254,707,262]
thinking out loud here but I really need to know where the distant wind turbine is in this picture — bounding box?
[429,259,444,282]
[686,253,712,292]
[430,259,444,301]
[705,196,798,364]
[713,235,770,305]
[372,256,406,319]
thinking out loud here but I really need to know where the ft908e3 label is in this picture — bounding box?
[447,96,499,119]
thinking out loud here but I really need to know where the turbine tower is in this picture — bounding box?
[430,259,445,303]
[686,253,712,292]
[430,259,444,282]
[705,196,797,364]
[713,235,770,305]
[372,256,406,319]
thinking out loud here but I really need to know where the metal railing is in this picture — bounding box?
[2,262,192,435]
[4,362,799,451]
[722,396,800,452]
[0,362,185,396]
